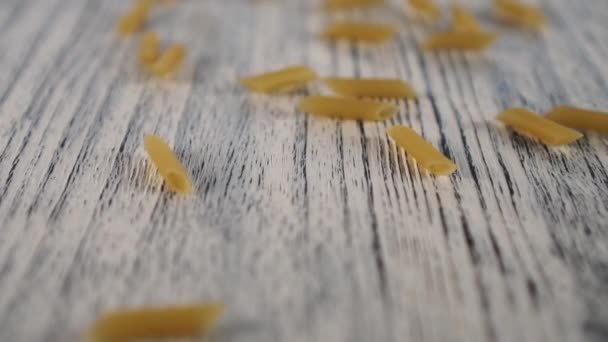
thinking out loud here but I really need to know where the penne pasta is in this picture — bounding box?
[87,304,225,342]
[324,78,417,99]
[240,65,318,94]
[298,96,398,121]
[148,44,187,77]
[323,0,385,12]
[495,0,546,30]
[116,2,151,36]
[545,106,608,133]
[322,21,398,42]
[144,134,193,194]
[407,0,440,22]
[423,31,497,50]
[388,125,457,176]
[452,4,481,32]
[139,31,160,65]
[497,108,583,145]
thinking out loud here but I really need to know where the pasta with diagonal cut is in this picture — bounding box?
[495,0,546,30]
[324,78,417,99]
[452,4,481,32]
[407,0,440,21]
[322,21,398,42]
[545,106,608,133]
[423,31,497,50]
[497,108,583,145]
[116,1,152,36]
[148,44,186,77]
[298,96,398,121]
[144,134,192,194]
[323,0,385,12]
[240,65,317,94]
[139,31,160,65]
[388,125,457,176]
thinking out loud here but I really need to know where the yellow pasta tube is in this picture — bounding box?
[116,2,151,36]
[144,135,193,194]
[298,96,398,121]
[408,0,440,22]
[497,108,583,145]
[322,21,398,43]
[139,31,160,65]
[495,0,546,30]
[324,78,417,99]
[452,5,481,32]
[87,304,225,342]
[545,106,608,133]
[148,44,187,77]
[387,125,457,176]
[323,0,385,12]
[423,31,497,50]
[240,65,318,94]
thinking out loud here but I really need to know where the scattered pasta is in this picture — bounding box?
[298,96,398,121]
[423,31,497,50]
[387,125,457,176]
[495,0,546,30]
[324,78,417,99]
[87,304,225,342]
[545,106,608,133]
[323,0,385,12]
[144,134,193,194]
[497,108,583,145]
[322,21,398,42]
[407,0,440,22]
[148,44,187,77]
[116,2,152,36]
[452,5,481,32]
[240,65,318,94]
[139,31,160,65]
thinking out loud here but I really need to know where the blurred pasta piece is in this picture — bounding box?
[148,44,187,77]
[495,0,546,30]
[545,106,608,133]
[87,304,225,341]
[452,4,481,32]
[388,125,457,176]
[298,96,398,121]
[322,21,398,42]
[240,65,318,94]
[144,134,192,194]
[423,31,497,50]
[323,0,385,12]
[116,1,153,36]
[407,0,440,22]
[324,78,417,99]
[139,31,160,65]
[497,108,583,145]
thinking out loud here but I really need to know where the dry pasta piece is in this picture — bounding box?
[87,304,225,342]
[148,44,186,77]
[388,125,457,176]
[240,65,317,94]
[452,4,481,32]
[324,78,417,99]
[408,0,440,22]
[144,135,192,193]
[298,96,397,121]
[423,31,497,50]
[139,31,160,65]
[495,0,546,30]
[116,2,151,36]
[322,21,398,42]
[497,108,583,145]
[545,106,608,133]
[323,0,385,12]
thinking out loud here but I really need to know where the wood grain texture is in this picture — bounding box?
[0,0,607,341]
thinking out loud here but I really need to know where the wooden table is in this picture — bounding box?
[0,0,606,341]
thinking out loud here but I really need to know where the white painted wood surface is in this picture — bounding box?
[0,0,607,341]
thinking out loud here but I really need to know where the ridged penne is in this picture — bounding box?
[408,0,440,21]
[116,2,152,36]
[323,0,385,12]
[240,65,318,94]
[139,31,160,65]
[388,125,457,176]
[298,96,398,121]
[495,0,546,30]
[148,44,186,77]
[87,304,225,342]
[144,134,192,193]
[322,21,398,42]
[497,108,583,145]
[324,78,417,99]
[545,106,608,133]
[452,5,481,32]
[423,31,497,50]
